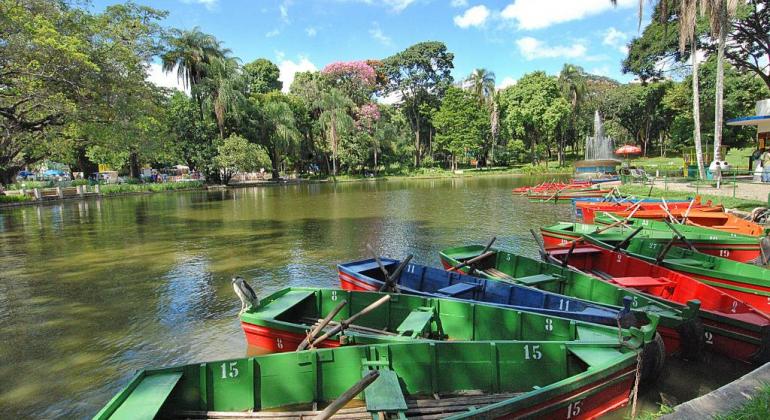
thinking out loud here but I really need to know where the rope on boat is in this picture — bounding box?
[630,351,643,419]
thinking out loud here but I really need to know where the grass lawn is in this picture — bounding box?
[714,383,770,420]
[617,184,765,211]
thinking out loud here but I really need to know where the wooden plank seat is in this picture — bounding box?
[436,282,479,297]
[482,268,514,280]
[396,307,434,338]
[364,369,408,414]
[664,258,715,269]
[547,247,602,256]
[515,274,559,287]
[611,276,673,288]
[109,371,182,420]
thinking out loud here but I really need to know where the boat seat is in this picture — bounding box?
[483,268,514,280]
[664,258,715,269]
[108,371,183,420]
[612,276,673,288]
[396,307,434,338]
[436,282,479,297]
[515,274,558,286]
[364,368,408,413]
[548,247,602,256]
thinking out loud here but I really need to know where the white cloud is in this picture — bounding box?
[146,63,190,94]
[450,0,468,7]
[497,76,517,90]
[305,27,317,37]
[516,36,586,60]
[369,22,393,46]
[453,5,490,28]
[279,0,291,22]
[589,65,611,77]
[501,0,635,30]
[265,29,280,38]
[278,56,317,92]
[346,0,416,12]
[181,0,218,11]
[603,27,629,54]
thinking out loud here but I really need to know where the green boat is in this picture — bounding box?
[438,245,703,359]
[617,237,770,316]
[593,213,757,241]
[541,221,761,263]
[239,287,663,361]
[95,338,658,419]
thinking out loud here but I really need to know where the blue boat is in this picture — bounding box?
[338,258,632,326]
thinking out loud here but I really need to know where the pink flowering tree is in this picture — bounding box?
[321,61,376,105]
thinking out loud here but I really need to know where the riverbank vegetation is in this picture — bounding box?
[714,383,770,420]
[1,1,768,186]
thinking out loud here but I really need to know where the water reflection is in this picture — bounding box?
[0,175,751,418]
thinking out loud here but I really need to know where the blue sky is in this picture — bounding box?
[92,0,653,91]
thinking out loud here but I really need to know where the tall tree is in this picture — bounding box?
[381,42,454,167]
[243,58,282,94]
[318,88,354,176]
[466,68,496,105]
[161,27,226,114]
[433,86,490,170]
[558,64,587,165]
[680,0,707,178]
[203,56,244,139]
[260,96,300,180]
[706,0,739,164]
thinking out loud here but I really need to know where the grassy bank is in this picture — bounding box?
[99,181,204,195]
[617,184,765,212]
[303,163,573,182]
[715,383,770,420]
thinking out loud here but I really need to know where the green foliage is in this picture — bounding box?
[433,86,490,169]
[213,134,270,184]
[243,58,282,94]
[498,72,570,165]
[713,383,770,420]
[0,194,33,203]
[99,181,204,195]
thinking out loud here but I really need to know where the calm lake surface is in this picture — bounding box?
[0,175,751,418]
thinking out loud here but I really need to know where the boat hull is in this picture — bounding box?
[241,322,340,351]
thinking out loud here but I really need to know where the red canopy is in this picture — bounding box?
[615,145,642,156]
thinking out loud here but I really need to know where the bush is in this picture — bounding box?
[70,179,90,186]
[0,194,33,203]
[99,181,204,195]
[5,180,52,190]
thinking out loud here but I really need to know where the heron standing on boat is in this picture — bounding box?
[232,277,258,314]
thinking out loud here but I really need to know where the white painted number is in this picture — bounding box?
[567,400,583,419]
[705,331,714,345]
[616,254,622,263]
[331,290,338,301]
[731,301,738,313]
[719,249,730,257]
[276,337,284,349]
[631,296,639,308]
[558,299,570,312]
[545,318,553,332]
[220,361,239,379]
[524,345,542,360]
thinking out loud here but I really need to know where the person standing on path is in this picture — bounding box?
[762,149,770,182]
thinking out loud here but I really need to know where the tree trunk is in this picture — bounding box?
[373,149,378,175]
[129,152,140,179]
[271,148,280,180]
[414,128,421,167]
[691,37,706,180]
[331,119,338,176]
[713,14,727,163]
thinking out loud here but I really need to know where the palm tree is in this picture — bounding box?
[161,27,227,114]
[318,88,354,176]
[707,0,739,166]
[263,99,300,180]
[466,68,496,105]
[558,64,587,166]
[203,56,244,139]
[466,69,496,164]
[678,0,707,179]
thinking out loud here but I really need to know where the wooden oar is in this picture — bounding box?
[655,237,678,265]
[447,237,496,272]
[681,198,696,224]
[313,370,381,420]
[379,255,412,293]
[530,229,563,265]
[297,300,348,351]
[309,295,391,347]
[367,244,392,283]
[660,198,681,224]
[663,220,699,252]
[602,212,632,229]
[612,227,644,251]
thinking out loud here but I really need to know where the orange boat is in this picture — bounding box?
[578,198,716,223]
[512,181,590,195]
[684,211,768,236]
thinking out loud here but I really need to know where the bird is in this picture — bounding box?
[232,277,258,314]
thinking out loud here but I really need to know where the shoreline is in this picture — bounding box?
[0,170,570,209]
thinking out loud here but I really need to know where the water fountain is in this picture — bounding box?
[574,111,620,180]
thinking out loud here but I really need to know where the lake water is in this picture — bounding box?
[0,176,750,418]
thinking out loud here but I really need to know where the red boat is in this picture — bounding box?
[578,198,719,223]
[512,181,590,195]
[545,243,770,364]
